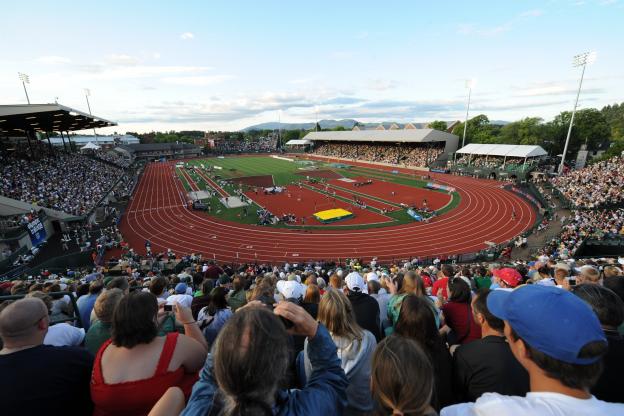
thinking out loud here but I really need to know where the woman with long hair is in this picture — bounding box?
[148,302,349,416]
[440,278,481,345]
[385,271,439,336]
[304,289,377,415]
[395,294,454,410]
[301,284,320,319]
[91,291,207,415]
[371,335,437,416]
[197,287,232,346]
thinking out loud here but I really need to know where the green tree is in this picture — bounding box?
[428,120,448,131]
[451,114,498,145]
[547,109,610,155]
[499,117,545,145]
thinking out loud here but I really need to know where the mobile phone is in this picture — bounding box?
[164,304,173,312]
[569,279,576,286]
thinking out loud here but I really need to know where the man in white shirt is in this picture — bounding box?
[441,285,624,416]
[166,283,193,309]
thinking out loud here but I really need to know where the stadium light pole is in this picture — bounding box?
[461,79,475,148]
[558,51,596,175]
[84,88,99,144]
[18,72,31,104]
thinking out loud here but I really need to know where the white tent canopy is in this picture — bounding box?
[81,141,101,150]
[456,143,547,158]
[285,139,312,145]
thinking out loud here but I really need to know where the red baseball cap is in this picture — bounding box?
[493,268,522,287]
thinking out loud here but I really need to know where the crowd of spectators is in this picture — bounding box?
[539,209,624,259]
[313,141,443,167]
[0,152,125,216]
[552,155,624,209]
[93,150,132,169]
[213,136,277,153]
[1,252,623,415]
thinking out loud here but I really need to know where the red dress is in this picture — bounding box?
[441,301,482,344]
[91,332,198,416]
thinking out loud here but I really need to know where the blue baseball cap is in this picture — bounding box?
[175,283,188,294]
[487,285,606,365]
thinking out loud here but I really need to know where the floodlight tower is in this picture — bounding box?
[462,79,475,148]
[18,72,31,104]
[558,51,597,175]
[84,88,99,143]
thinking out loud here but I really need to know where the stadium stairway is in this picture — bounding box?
[511,186,570,260]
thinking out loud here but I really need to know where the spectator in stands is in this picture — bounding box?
[91,292,207,415]
[190,279,214,319]
[371,335,437,416]
[303,289,376,415]
[367,279,390,328]
[433,264,454,300]
[167,283,193,309]
[440,278,482,346]
[492,267,523,290]
[385,270,436,336]
[26,291,85,347]
[453,288,529,402]
[107,276,130,293]
[473,266,492,289]
[395,294,454,410]
[165,302,349,415]
[77,280,104,331]
[572,284,624,403]
[577,266,601,285]
[226,276,247,312]
[203,261,223,280]
[197,287,232,346]
[301,283,320,319]
[344,271,382,341]
[150,276,170,301]
[85,288,123,355]
[441,285,623,415]
[0,298,94,415]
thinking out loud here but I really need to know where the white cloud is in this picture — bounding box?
[330,51,355,59]
[36,56,72,65]
[152,52,161,59]
[162,75,234,86]
[180,32,195,40]
[600,0,617,5]
[81,65,213,80]
[107,54,139,66]
[367,79,400,91]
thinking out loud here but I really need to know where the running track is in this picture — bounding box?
[120,160,536,264]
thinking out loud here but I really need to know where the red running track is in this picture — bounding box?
[119,160,536,264]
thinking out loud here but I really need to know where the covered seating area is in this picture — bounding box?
[0,103,116,158]
[452,144,547,180]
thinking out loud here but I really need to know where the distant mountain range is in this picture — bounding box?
[243,119,440,132]
[241,118,510,132]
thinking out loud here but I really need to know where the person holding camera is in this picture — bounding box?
[91,291,207,416]
[148,300,349,416]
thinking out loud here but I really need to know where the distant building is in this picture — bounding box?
[116,143,201,160]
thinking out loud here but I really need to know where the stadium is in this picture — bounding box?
[1,3,624,415]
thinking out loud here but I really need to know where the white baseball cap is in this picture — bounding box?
[345,272,367,293]
[366,272,379,282]
[276,280,305,300]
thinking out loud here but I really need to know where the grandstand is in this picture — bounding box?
[451,143,548,180]
[303,129,459,169]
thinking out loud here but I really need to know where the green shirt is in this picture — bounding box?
[474,276,492,289]
[227,289,247,312]
[85,320,112,355]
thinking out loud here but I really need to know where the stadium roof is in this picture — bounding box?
[456,143,547,158]
[285,139,312,145]
[303,129,458,143]
[0,104,116,135]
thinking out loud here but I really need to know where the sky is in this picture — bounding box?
[1,0,623,134]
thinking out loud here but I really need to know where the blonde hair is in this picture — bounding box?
[317,289,362,341]
[329,274,342,289]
